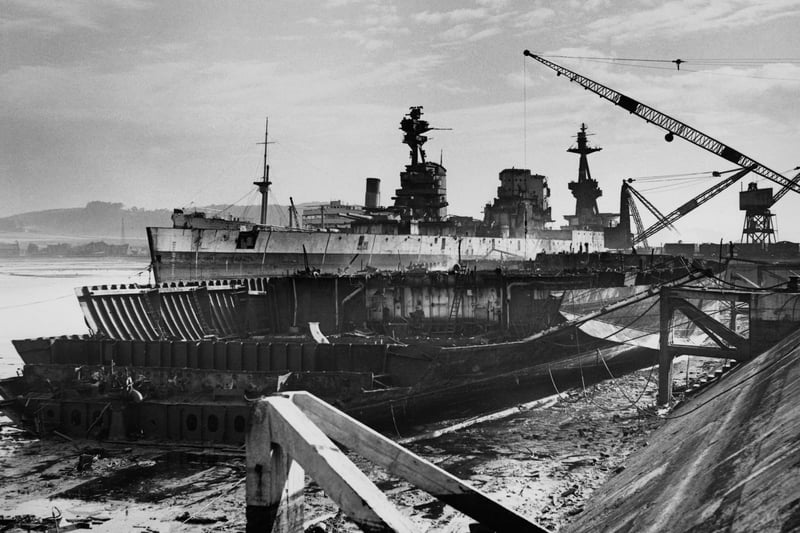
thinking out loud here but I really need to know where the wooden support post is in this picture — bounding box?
[247,401,305,533]
[248,397,419,533]
[658,288,674,405]
[246,393,550,533]
[290,392,549,533]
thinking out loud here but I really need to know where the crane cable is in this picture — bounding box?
[533,53,800,81]
[539,53,800,64]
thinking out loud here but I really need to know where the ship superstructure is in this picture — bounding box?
[148,108,621,282]
[482,169,552,238]
[563,124,619,230]
[393,106,448,222]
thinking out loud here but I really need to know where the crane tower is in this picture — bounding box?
[739,183,775,244]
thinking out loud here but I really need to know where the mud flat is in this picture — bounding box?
[3,357,717,532]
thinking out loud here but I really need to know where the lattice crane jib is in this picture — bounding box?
[522,51,798,196]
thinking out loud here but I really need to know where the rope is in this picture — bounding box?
[547,278,757,358]
[523,53,528,169]
[548,295,661,351]
[574,318,658,414]
[703,271,792,291]
[547,365,561,396]
[577,352,619,413]
[390,402,402,438]
[598,348,657,413]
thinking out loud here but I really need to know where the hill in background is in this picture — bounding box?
[0,201,293,245]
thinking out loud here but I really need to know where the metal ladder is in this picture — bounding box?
[444,273,468,335]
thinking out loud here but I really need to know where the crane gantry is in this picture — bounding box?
[523,50,797,244]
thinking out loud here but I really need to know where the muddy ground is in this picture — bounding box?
[0,357,722,532]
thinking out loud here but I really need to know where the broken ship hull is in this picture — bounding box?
[1,335,654,446]
[0,262,702,444]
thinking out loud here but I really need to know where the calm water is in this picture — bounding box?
[0,257,150,379]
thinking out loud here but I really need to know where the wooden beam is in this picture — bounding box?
[672,301,729,349]
[668,344,748,361]
[264,397,419,533]
[658,290,674,405]
[290,391,550,533]
[246,401,306,533]
[731,272,761,289]
[668,287,752,303]
[672,298,748,351]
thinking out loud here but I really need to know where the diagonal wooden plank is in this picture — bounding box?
[264,397,420,533]
[673,306,728,348]
[290,391,550,533]
[673,298,748,351]
[668,344,747,361]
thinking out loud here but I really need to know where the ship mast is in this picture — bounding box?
[567,123,602,222]
[254,117,273,225]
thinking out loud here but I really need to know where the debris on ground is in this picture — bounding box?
[0,360,726,531]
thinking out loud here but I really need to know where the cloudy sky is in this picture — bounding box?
[2,0,799,243]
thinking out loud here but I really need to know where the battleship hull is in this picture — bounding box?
[147,226,606,282]
[0,265,705,444]
[0,333,653,445]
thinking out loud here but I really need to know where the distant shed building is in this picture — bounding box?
[302,201,367,231]
[0,241,20,257]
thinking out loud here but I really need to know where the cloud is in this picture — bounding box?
[0,49,450,214]
[439,23,475,42]
[568,0,611,10]
[338,29,394,51]
[476,0,510,9]
[361,4,401,27]
[1,0,797,240]
[323,0,370,7]
[518,49,800,194]
[512,7,556,29]
[585,0,800,44]
[467,27,503,42]
[0,51,449,131]
[319,2,404,51]
[435,80,484,96]
[1,0,150,34]
[413,8,489,25]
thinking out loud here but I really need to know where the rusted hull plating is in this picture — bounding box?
[4,333,648,445]
[147,226,607,282]
[1,264,704,444]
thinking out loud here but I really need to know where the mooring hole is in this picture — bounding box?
[207,414,219,432]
